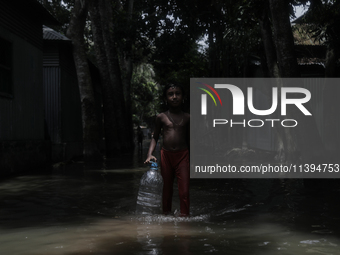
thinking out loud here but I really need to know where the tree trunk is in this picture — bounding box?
[89,0,134,156]
[268,0,300,163]
[208,25,216,77]
[259,6,280,78]
[88,0,120,158]
[269,0,300,78]
[268,0,325,163]
[66,0,101,160]
[120,0,135,150]
[258,6,289,160]
[99,0,131,153]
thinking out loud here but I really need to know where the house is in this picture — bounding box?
[43,26,103,162]
[43,26,83,162]
[0,0,58,176]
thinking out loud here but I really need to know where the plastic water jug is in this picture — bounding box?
[136,161,163,215]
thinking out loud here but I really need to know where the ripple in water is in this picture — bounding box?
[132,212,210,223]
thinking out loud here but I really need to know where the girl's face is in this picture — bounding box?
[165,86,183,108]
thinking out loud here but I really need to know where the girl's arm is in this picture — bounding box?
[144,114,162,163]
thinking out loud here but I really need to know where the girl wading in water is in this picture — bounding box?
[145,84,190,216]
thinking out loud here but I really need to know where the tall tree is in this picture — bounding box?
[259,2,280,78]
[119,0,135,151]
[269,0,300,77]
[268,0,325,163]
[66,0,101,159]
[88,0,133,157]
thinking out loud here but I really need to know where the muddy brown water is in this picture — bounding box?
[1,152,340,255]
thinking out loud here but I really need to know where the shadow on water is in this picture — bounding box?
[1,143,340,254]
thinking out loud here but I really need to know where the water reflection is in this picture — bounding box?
[1,149,340,254]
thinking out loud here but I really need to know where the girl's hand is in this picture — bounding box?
[144,155,157,164]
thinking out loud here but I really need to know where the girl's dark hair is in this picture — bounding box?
[162,83,185,98]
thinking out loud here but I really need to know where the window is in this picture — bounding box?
[0,37,12,97]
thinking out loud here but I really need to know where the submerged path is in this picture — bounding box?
[1,147,340,254]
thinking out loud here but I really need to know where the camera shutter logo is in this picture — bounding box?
[197,82,222,115]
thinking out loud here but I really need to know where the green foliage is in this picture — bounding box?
[131,63,160,125]
[152,36,208,85]
[41,0,340,111]
[144,0,211,88]
[300,0,340,48]
[220,0,263,76]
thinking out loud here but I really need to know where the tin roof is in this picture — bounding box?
[43,26,70,41]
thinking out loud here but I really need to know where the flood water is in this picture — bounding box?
[1,147,340,254]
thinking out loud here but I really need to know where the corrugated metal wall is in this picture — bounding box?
[43,46,59,67]
[0,26,44,140]
[43,42,83,145]
[43,43,61,144]
[0,1,43,50]
[43,40,84,162]
[0,0,58,174]
[43,66,61,143]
